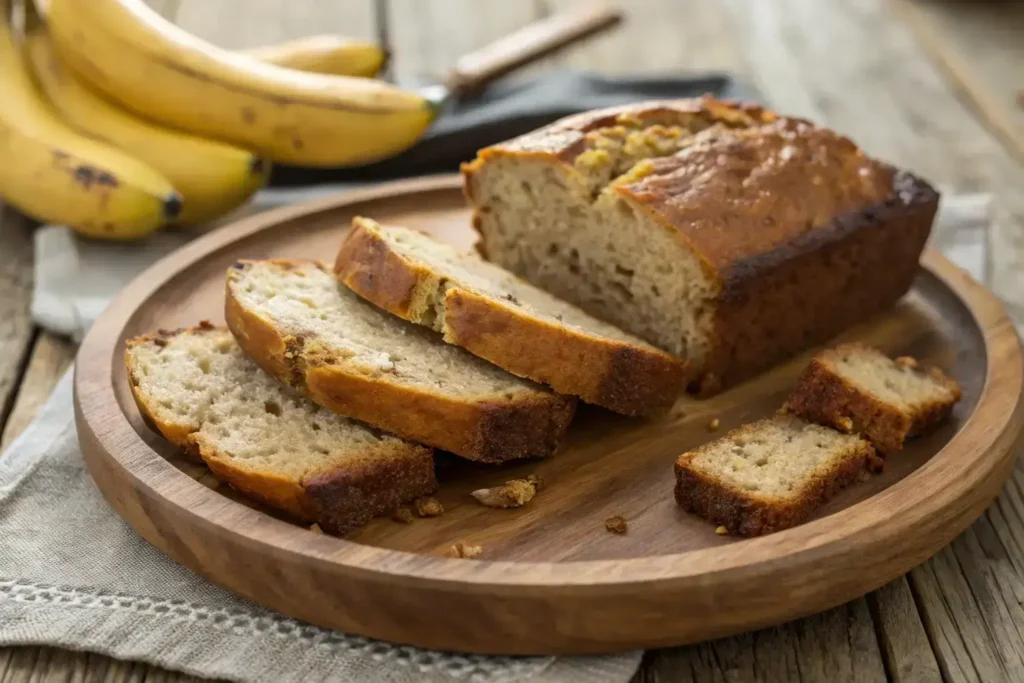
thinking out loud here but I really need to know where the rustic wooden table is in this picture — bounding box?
[1,0,1022,681]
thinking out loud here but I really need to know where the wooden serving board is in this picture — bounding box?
[74,175,1024,655]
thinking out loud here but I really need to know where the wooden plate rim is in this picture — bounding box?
[75,174,1024,596]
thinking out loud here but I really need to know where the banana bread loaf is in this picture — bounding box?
[462,96,939,395]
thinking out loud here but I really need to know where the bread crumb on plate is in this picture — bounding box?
[392,507,414,524]
[450,542,483,558]
[414,496,444,517]
[605,516,628,534]
[472,478,538,508]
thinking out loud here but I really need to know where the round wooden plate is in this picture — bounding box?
[75,175,1024,655]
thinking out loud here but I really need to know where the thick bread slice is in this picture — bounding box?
[674,415,880,536]
[783,344,962,454]
[125,323,436,535]
[225,259,576,462]
[334,217,687,416]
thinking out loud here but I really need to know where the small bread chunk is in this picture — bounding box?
[125,323,436,535]
[226,259,576,462]
[674,415,880,536]
[334,217,687,416]
[783,344,962,454]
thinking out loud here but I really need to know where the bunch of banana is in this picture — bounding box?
[0,0,180,239]
[47,0,436,167]
[0,0,398,240]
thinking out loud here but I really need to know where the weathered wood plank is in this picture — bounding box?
[385,0,543,85]
[543,0,744,74]
[0,205,36,440]
[893,0,1024,166]
[866,578,943,682]
[174,0,377,49]
[641,600,885,682]
[0,646,45,683]
[0,333,75,450]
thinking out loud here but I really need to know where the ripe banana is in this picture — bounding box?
[47,0,435,167]
[0,7,179,240]
[243,35,386,78]
[26,30,269,225]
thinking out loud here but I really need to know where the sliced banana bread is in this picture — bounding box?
[225,259,576,462]
[125,323,436,535]
[462,96,939,395]
[333,217,687,416]
[674,415,880,536]
[783,344,962,454]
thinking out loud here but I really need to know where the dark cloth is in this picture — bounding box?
[270,70,755,186]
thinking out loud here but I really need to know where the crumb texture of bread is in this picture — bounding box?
[225,259,576,462]
[333,217,687,415]
[784,344,963,454]
[125,324,436,535]
[674,415,879,536]
[462,96,939,394]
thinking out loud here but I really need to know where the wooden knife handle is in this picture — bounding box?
[445,4,624,95]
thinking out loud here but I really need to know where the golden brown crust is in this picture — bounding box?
[783,344,963,454]
[226,259,577,462]
[192,435,312,519]
[302,447,436,534]
[334,220,686,416]
[674,421,881,537]
[462,97,940,396]
[333,224,427,320]
[615,118,896,272]
[696,175,938,394]
[462,96,778,170]
[125,324,437,535]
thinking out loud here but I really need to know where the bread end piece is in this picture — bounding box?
[783,344,962,454]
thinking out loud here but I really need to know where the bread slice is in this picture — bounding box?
[225,259,576,462]
[674,415,880,536]
[125,323,436,535]
[333,217,687,416]
[462,97,939,395]
[783,344,962,454]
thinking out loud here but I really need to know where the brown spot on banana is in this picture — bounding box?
[241,107,257,125]
[52,150,120,192]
